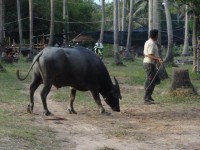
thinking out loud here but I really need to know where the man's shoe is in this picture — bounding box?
[149,97,155,101]
[144,100,155,105]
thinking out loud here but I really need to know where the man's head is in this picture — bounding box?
[149,29,158,41]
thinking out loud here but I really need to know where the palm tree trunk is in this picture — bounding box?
[118,0,121,30]
[122,0,127,32]
[100,0,105,43]
[0,0,5,44]
[121,0,127,53]
[29,0,33,51]
[113,0,123,65]
[148,0,153,35]
[192,16,198,72]
[163,0,174,63]
[124,0,133,60]
[63,0,69,47]
[153,0,161,44]
[17,0,23,48]
[182,5,189,56]
[48,0,55,46]
[0,0,5,71]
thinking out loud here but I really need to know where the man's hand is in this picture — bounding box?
[158,58,163,64]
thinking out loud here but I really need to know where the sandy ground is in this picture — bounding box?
[29,85,200,150]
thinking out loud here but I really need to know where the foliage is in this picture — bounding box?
[175,0,200,16]
[4,0,101,44]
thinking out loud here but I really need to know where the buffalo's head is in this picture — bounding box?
[104,77,122,112]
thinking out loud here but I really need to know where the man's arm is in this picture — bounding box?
[146,54,163,63]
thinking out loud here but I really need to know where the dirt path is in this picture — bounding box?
[31,86,200,150]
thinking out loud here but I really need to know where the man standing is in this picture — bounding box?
[143,29,163,105]
[94,40,104,59]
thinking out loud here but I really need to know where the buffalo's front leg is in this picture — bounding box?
[91,92,105,114]
[68,88,77,114]
[28,76,41,114]
[40,83,52,116]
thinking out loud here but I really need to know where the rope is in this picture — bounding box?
[145,63,164,90]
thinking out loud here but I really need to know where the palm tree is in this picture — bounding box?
[133,0,148,27]
[29,0,33,51]
[182,5,189,56]
[192,16,198,72]
[100,0,105,43]
[48,0,55,46]
[17,0,23,48]
[63,0,69,47]
[163,0,174,63]
[118,0,121,30]
[124,0,134,60]
[122,0,127,37]
[113,0,123,65]
[0,0,5,44]
[148,0,153,34]
[0,0,5,71]
[175,0,200,72]
[153,0,161,44]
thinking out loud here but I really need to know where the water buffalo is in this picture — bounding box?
[17,47,121,115]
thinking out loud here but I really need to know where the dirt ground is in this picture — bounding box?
[29,83,200,150]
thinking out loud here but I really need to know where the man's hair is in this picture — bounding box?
[149,29,158,39]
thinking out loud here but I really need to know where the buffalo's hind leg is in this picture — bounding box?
[68,88,77,114]
[28,75,42,114]
[40,83,52,116]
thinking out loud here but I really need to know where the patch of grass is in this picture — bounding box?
[0,60,59,150]
[105,57,145,85]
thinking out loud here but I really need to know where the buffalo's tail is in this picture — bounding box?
[16,50,44,81]
[16,69,32,81]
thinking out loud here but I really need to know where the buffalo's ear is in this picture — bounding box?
[113,77,122,100]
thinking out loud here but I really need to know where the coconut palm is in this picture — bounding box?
[124,0,134,60]
[17,0,23,48]
[121,0,127,31]
[0,0,5,45]
[163,0,174,63]
[182,5,189,56]
[175,0,200,72]
[133,0,148,27]
[113,0,123,65]
[48,0,55,46]
[29,0,33,51]
[100,0,105,43]
[121,0,127,51]
[0,0,5,71]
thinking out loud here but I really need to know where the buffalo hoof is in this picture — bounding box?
[27,104,33,114]
[68,108,77,114]
[100,108,105,114]
[101,111,111,116]
[43,110,52,116]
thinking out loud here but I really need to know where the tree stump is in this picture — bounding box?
[170,68,197,95]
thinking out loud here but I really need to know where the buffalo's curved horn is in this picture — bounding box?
[114,77,119,88]
[114,77,122,99]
